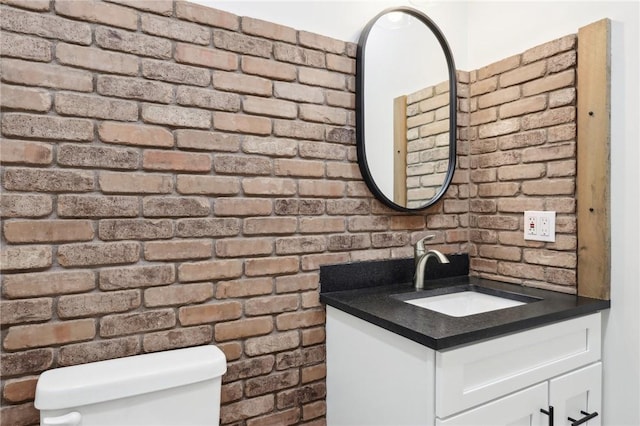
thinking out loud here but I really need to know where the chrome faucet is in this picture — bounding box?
[414,235,450,290]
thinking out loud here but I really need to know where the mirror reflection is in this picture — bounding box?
[357,7,457,211]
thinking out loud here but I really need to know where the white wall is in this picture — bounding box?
[196,1,639,424]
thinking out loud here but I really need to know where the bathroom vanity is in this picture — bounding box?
[320,258,610,426]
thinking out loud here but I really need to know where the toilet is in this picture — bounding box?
[34,345,226,426]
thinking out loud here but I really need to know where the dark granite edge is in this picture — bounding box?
[319,254,470,293]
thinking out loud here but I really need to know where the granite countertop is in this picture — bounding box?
[319,257,611,350]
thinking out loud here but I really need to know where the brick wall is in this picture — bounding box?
[0,1,577,424]
[406,79,451,208]
[466,35,578,293]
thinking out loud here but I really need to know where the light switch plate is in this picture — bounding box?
[523,211,556,242]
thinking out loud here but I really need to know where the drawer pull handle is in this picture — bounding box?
[568,410,599,426]
[540,406,554,426]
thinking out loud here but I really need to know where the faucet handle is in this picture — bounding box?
[415,234,436,255]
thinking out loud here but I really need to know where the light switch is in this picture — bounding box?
[523,211,556,242]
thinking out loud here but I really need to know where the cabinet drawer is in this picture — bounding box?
[436,382,548,426]
[436,313,601,417]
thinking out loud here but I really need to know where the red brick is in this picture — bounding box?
[105,0,173,16]
[522,70,574,97]
[214,198,273,216]
[177,86,241,111]
[176,175,240,196]
[243,136,298,157]
[0,84,51,112]
[179,301,242,326]
[245,256,299,277]
[4,319,95,350]
[521,179,574,195]
[54,92,137,121]
[245,295,299,316]
[144,283,213,307]
[143,149,212,172]
[4,219,94,243]
[98,75,173,103]
[326,162,361,179]
[522,35,576,63]
[143,196,210,217]
[523,142,575,163]
[275,273,319,294]
[302,252,349,270]
[58,335,140,366]
[3,167,93,193]
[0,348,53,376]
[247,407,300,426]
[274,82,324,104]
[244,330,299,356]
[2,270,95,299]
[326,199,370,215]
[175,129,240,151]
[302,327,325,346]
[141,13,210,45]
[2,112,93,141]
[300,217,345,234]
[273,43,325,68]
[1,298,52,325]
[58,290,141,318]
[216,237,273,257]
[216,277,273,299]
[242,17,297,43]
[275,159,325,178]
[55,0,138,30]
[175,43,238,70]
[299,67,346,90]
[214,154,272,175]
[215,316,273,341]
[242,55,296,81]
[243,96,298,119]
[0,32,51,62]
[144,239,213,261]
[95,27,171,59]
[178,259,243,282]
[0,402,39,426]
[0,139,53,165]
[0,245,52,271]
[213,29,272,58]
[2,59,93,92]
[242,177,296,196]
[213,71,272,96]
[213,112,272,135]
[1,0,49,10]
[274,120,325,141]
[300,104,347,125]
[142,325,213,352]
[99,121,173,148]
[1,6,91,44]
[326,54,355,74]
[175,1,239,30]
[299,31,345,54]
[142,103,211,128]
[221,395,274,424]
[99,219,173,241]
[100,309,176,337]
[302,401,326,421]
[57,241,139,268]
[99,264,175,290]
[175,218,240,238]
[99,171,172,194]
[3,377,38,403]
[276,310,324,330]
[522,106,575,130]
[275,236,326,255]
[58,144,139,170]
[57,195,139,218]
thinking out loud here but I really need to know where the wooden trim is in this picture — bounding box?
[577,19,611,300]
[393,95,408,206]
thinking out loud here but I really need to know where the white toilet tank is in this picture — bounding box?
[34,345,226,426]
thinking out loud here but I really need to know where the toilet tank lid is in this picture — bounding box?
[34,345,227,410]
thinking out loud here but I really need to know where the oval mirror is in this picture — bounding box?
[356,7,457,211]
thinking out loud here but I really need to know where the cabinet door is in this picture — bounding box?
[550,362,602,426]
[436,382,548,426]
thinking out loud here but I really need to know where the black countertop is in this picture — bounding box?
[319,257,611,350]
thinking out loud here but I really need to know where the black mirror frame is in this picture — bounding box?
[356,6,458,212]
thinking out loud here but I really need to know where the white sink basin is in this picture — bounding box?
[405,290,525,317]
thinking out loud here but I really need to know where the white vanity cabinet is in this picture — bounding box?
[326,306,602,426]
